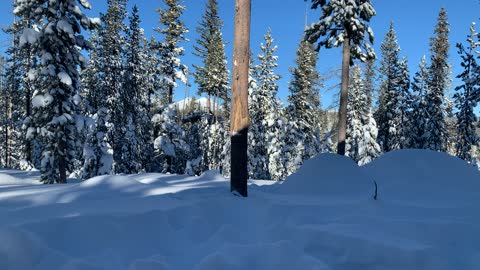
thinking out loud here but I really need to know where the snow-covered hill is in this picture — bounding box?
[0,150,479,270]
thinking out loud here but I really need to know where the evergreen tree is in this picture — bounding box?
[346,65,381,165]
[286,40,322,167]
[4,9,38,168]
[375,22,401,152]
[101,0,130,174]
[79,29,112,179]
[193,0,230,116]
[1,45,23,169]
[454,23,479,162]
[124,5,154,172]
[15,0,98,183]
[396,57,412,149]
[424,7,450,151]
[410,56,430,149]
[81,29,102,115]
[248,29,283,180]
[154,0,189,105]
[0,57,8,167]
[305,0,376,155]
[152,106,188,174]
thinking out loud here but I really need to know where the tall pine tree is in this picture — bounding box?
[410,56,430,149]
[424,7,450,151]
[286,40,322,167]
[454,23,479,162]
[375,22,401,152]
[346,65,381,165]
[154,0,189,105]
[193,0,230,117]
[101,0,129,174]
[16,0,98,183]
[305,0,376,155]
[248,29,283,180]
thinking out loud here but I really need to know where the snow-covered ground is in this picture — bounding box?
[0,150,479,270]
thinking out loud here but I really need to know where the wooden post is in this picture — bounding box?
[230,0,251,197]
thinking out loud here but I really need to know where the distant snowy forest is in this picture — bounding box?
[0,0,479,183]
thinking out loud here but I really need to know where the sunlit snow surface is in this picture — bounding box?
[0,150,479,270]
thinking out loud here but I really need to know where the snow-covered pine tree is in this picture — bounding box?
[453,23,479,163]
[193,0,230,117]
[182,110,205,176]
[153,0,189,105]
[424,7,450,152]
[305,0,376,155]
[248,29,283,180]
[100,0,134,174]
[81,29,102,115]
[286,40,322,168]
[0,57,8,167]
[15,0,98,183]
[4,9,38,168]
[191,0,231,175]
[346,66,363,162]
[364,59,377,107]
[124,5,153,172]
[152,105,189,174]
[346,65,381,165]
[375,22,401,152]
[1,42,23,169]
[396,57,412,149]
[79,29,112,179]
[410,56,430,149]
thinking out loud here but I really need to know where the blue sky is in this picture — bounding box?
[0,0,479,108]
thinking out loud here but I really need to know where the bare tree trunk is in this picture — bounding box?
[58,136,67,184]
[337,35,350,155]
[207,95,211,114]
[213,94,218,123]
[4,93,10,167]
[25,77,32,163]
[230,0,251,197]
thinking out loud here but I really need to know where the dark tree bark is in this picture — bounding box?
[337,35,350,155]
[230,0,251,197]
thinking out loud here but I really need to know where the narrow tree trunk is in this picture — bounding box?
[337,35,350,155]
[25,67,33,163]
[168,85,173,104]
[207,94,211,114]
[5,93,11,167]
[58,130,67,184]
[230,0,251,197]
[213,94,218,123]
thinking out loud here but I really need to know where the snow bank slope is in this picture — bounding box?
[364,149,480,204]
[0,170,41,186]
[280,153,373,199]
[0,150,479,270]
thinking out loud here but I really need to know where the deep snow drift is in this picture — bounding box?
[0,150,479,270]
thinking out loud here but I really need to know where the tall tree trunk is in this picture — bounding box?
[58,137,67,184]
[337,35,350,155]
[5,92,11,167]
[58,113,67,183]
[25,66,33,163]
[213,93,218,123]
[207,94,211,114]
[230,0,251,197]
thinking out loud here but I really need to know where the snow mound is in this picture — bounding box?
[80,175,145,191]
[197,170,225,182]
[0,171,41,186]
[280,153,373,199]
[364,149,480,204]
